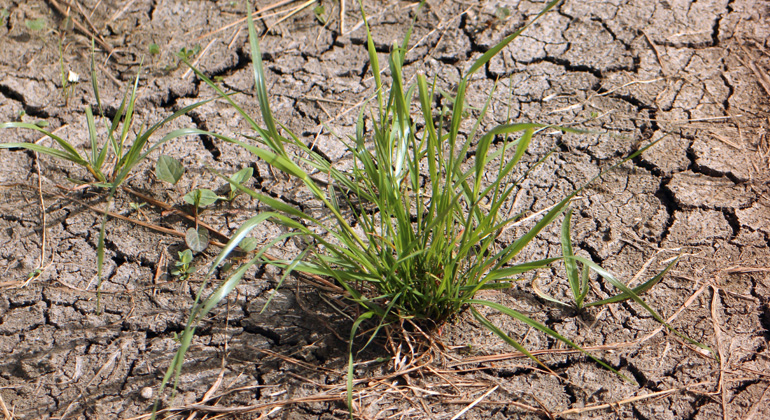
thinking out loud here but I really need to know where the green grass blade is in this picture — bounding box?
[569,256,716,359]
[417,75,438,183]
[347,311,376,415]
[0,142,85,165]
[261,246,310,312]
[0,122,87,164]
[531,276,572,307]
[110,98,219,185]
[481,258,561,283]
[462,258,560,300]
[560,208,582,308]
[447,79,466,167]
[90,39,103,116]
[85,105,107,181]
[95,188,115,314]
[358,0,383,111]
[246,2,281,147]
[464,0,562,78]
[117,63,142,158]
[471,306,554,374]
[205,212,276,277]
[585,257,679,306]
[470,299,634,384]
[85,105,99,165]
[107,87,127,156]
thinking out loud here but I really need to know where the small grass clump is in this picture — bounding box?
[158,0,714,411]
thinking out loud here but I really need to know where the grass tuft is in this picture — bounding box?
[155,0,715,414]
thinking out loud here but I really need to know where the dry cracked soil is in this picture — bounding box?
[1,0,770,419]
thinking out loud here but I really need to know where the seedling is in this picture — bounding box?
[128,201,148,221]
[148,43,161,67]
[182,188,221,252]
[163,45,202,72]
[495,6,511,20]
[226,167,253,201]
[148,43,160,56]
[183,188,221,209]
[14,110,48,128]
[313,4,327,24]
[177,45,200,62]
[171,249,196,281]
[185,227,209,253]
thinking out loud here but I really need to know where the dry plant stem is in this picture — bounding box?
[440,397,540,413]
[151,246,166,298]
[642,30,670,76]
[59,190,212,243]
[248,348,337,373]
[738,41,770,97]
[25,152,48,286]
[139,395,343,417]
[745,381,770,420]
[60,341,126,420]
[449,385,498,420]
[72,0,101,41]
[0,391,12,420]
[104,0,135,28]
[423,4,474,58]
[123,187,231,244]
[45,0,113,54]
[555,381,713,416]
[262,0,316,37]
[182,38,217,80]
[75,49,121,86]
[710,285,728,419]
[195,0,297,42]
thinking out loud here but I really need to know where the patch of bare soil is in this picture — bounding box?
[1,0,769,419]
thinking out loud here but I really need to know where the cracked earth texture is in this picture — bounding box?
[1,0,770,419]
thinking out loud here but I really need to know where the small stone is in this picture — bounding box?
[140,387,153,400]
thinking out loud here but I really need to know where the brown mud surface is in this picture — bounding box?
[1,0,770,419]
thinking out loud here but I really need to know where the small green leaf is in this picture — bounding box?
[156,155,185,184]
[25,18,46,31]
[197,189,220,207]
[183,190,200,206]
[495,6,511,20]
[228,167,253,199]
[178,249,193,264]
[185,227,209,253]
[177,45,201,61]
[313,5,326,24]
[149,43,160,56]
[229,167,253,189]
[34,120,49,127]
[129,201,146,211]
[239,237,258,252]
[183,189,220,207]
